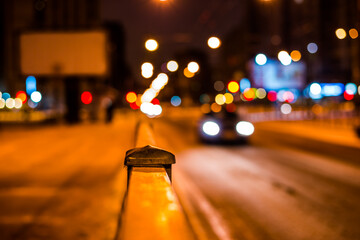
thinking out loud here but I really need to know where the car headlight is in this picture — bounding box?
[236,121,254,136]
[202,121,220,136]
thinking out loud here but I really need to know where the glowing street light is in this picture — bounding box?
[335,28,347,39]
[187,61,200,73]
[145,39,158,51]
[167,60,178,72]
[141,62,154,79]
[207,36,221,49]
[290,50,301,62]
[278,50,292,66]
[255,53,267,65]
[349,28,359,39]
[30,91,42,103]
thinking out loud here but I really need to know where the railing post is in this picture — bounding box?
[124,145,176,182]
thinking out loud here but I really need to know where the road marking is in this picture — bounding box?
[174,170,233,240]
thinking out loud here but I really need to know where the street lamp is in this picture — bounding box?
[278,50,292,66]
[207,37,221,49]
[335,28,346,39]
[349,28,359,39]
[145,39,158,51]
[290,50,301,62]
[167,60,178,72]
[141,62,154,78]
[255,53,267,65]
[187,61,199,73]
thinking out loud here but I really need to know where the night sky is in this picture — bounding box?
[101,0,243,79]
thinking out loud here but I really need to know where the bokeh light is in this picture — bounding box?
[307,43,318,54]
[236,121,255,136]
[243,88,256,101]
[126,92,137,103]
[167,60,178,72]
[227,81,240,93]
[187,61,200,73]
[211,103,222,112]
[278,50,292,66]
[171,96,182,107]
[256,88,267,99]
[31,91,42,103]
[207,36,221,49]
[290,50,301,62]
[16,91,27,103]
[240,78,251,92]
[141,88,157,103]
[224,93,234,104]
[202,121,220,136]
[151,73,169,91]
[200,94,211,104]
[280,103,292,114]
[81,91,92,104]
[14,98,22,109]
[141,62,154,79]
[145,39,158,51]
[283,91,295,103]
[335,28,346,39]
[310,83,322,95]
[141,62,154,72]
[28,99,38,108]
[151,98,160,105]
[183,68,195,78]
[267,91,277,102]
[26,76,37,95]
[0,99,5,109]
[255,53,267,65]
[2,92,10,100]
[349,28,359,39]
[5,98,15,109]
[201,104,211,114]
[140,102,162,117]
[226,103,236,112]
[345,83,357,94]
[214,81,225,91]
[130,102,140,110]
[344,90,354,101]
[215,94,226,105]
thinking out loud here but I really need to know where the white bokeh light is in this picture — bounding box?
[207,36,221,49]
[255,53,267,65]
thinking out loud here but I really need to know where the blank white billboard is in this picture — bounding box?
[20,31,108,76]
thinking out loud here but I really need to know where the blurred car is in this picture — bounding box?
[198,109,255,144]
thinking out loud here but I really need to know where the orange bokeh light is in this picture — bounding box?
[126,92,137,103]
[16,91,27,103]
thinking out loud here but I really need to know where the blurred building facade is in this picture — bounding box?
[221,0,359,87]
[1,0,129,122]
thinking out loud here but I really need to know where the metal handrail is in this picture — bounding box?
[117,121,195,240]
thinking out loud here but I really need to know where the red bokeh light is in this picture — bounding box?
[130,102,140,109]
[267,91,277,102]
[344,90,354,101]
[151,98,160,105]
[81,91,93,104]
[16,91,27,103]
[226,103,236,112]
